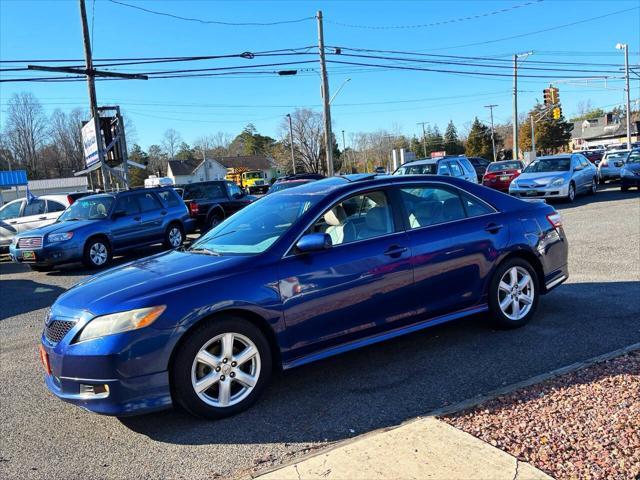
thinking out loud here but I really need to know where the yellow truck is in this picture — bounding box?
[225,169,270,194]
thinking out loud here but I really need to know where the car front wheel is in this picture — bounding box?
[588,177,597,195]
[489,258,539,329]
[164,223,184,249]
[567,182,576,202]
[82,238,112,269]
[171,317,272,419]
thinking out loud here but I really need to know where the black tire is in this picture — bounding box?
[587,177,597,195]
[598,176,606,185]
[29,265,53,272]
[488,258,539,329]
[171,316,272,419]
[566,182,576,203]
[164,223,184,249]
[82,237,112,269]
[206,212,224,231]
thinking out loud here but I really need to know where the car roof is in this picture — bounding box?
[534,155,572,161]
[401,158,439,165]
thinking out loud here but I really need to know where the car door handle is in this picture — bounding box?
[384,245,408,257]
[9,220,17,224]
[485,223,504,234]
[38,216,47,220]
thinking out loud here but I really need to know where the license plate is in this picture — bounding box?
[524,190,538,196]
[39,345,51,375]
[500,175,510,181]
[22,251,36,260]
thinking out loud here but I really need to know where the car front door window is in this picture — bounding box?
[22,200,46,217]
[0,201,23,221]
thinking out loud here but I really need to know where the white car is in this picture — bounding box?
[393,156,479,184]
[0,194,81,252]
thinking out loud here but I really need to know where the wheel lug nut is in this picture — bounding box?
[222,358,228,364]
[231,361,237,367]
[220,375,225,381]
[215,366,221,372]
[230,372,235,378]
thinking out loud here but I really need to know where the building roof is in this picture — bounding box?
[572,114,640,141]
[215,155,273,170]
[168,159,201,176]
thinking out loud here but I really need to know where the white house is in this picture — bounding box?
[167,159,227,185]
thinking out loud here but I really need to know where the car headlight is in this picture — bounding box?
[48,232,74,243]
[550,177,565,187]
[76,305,166,342]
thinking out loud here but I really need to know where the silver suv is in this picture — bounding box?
[393,156,479,183]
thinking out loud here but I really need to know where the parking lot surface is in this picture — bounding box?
[1,186,639,479]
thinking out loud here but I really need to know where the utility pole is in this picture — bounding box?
[617,43,632,150]
[512,54,518,161]
[317,10,334,176]
[341,129,347,173]
[286,113,296,175]
[79,0,108,190]
[530,115,536,158]
[417,122,428,157]
[484,104,498,162]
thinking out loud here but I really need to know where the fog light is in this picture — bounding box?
[79,384,109,398]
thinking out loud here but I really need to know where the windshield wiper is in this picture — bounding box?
[189,247,222,256]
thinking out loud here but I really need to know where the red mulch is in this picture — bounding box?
[443,351,640,480]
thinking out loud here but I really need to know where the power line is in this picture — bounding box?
[324,0,543,29]
[107,0,314,26]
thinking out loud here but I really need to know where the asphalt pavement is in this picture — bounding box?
[1,185,639,479]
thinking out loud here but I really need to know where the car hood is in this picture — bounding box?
[16,219,101,237]
[515,172,569,185]
[56,250,252,317]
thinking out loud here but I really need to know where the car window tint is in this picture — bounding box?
[400,186,466,229]
[137,192,162,212]
[117,195,141,215]
[307,190,394,246]
[0,201,23,220]
[437,162,451,175]
[183,183,225,200]
[157,189,182,207]
[449,161,464,177]
[22,199,46,217]
[226,182,242,197]
[47,200,66,213]
[460,191,494,217]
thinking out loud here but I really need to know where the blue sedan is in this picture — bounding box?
[39,175,569,418]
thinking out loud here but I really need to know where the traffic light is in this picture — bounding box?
[543,88,552,106]
[552,107,562,120]
[550,87,559,105]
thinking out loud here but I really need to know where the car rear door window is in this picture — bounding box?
[307,190,395,245]
[437,162,451,176]
[183,183,225,200]
[448,161,464,177]
[22,199,46,217]
[157,189,182,207]
[399,186,467,228]
[459,191,495,217]
[46,200,66,213]
[137,192,162,212]
[117,195,141,216]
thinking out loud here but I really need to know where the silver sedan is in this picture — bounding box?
[509,153,598,202]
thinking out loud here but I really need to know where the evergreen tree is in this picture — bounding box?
[444,120,464,155]
[128,144,149,187]
[519,103,574,155]
[465,117,493,158]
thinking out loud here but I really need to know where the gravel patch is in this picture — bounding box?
[443,351,640,480]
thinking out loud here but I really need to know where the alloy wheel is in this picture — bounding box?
[191,332,261,408]
[169,227,183,247]
[89,242,108,266]
[591,178,597,193]
[497,266,535,321]
[568,184,575,201]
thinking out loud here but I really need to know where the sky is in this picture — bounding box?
[1,0,639,150]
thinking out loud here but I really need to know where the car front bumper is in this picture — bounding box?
[620,173,640,187]
[9,241,82,266]
[40,319,174,416]
[509,183,569,199]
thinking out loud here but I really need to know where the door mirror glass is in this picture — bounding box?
[296,233,332,253]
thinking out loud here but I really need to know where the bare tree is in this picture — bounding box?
[3,92,48,176]
[161,128,182,160]
[279,109,324,173]
[193,132,232,158]
[49,108,85,174]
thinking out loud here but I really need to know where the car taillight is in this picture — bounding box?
[189,202,199,217]
[601,161,608,167]
[546,212,562,229]
[67,195,75,205]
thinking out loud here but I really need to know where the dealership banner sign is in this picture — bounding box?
[82,118,100,168]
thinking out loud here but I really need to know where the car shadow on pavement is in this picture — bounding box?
[551,185,639,211]
[0,275,65,320]
[119,279,640,447]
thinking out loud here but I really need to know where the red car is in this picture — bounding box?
[482,160,524,192]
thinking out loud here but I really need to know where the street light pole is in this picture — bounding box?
[617,43,632,150]
[530,114,536,159]
[512,54,519,161]
[485,104,498,162]
[286,113,296,175]
[341,129,347,173]
[317,10,334,177]
[417,122,428,157]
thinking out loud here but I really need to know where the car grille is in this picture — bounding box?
[17,237,43,249]
[45,320,76,344]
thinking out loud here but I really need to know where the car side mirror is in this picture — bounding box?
[112,210,126,219]
[295,233,332,253]
[574,165,583,171]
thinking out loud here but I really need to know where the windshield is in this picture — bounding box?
[244,172,263,179]
[524,158,570,173]
[393,163,437,175]
[270,180,311,193]
[627,151,640,164]
[604,151,629,160]
[58,196,113,221]
[487,161,521,172]
[189,192,321,255]
[182,183,225,200]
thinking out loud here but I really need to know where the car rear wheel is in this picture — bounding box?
[489,258,539,329]
[82,238,112,269]
[567,182,576,202]
[207,212,224,231]
[171,317,272,419]
[164,223,184,249]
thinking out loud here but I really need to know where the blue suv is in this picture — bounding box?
[10,187,194,271]
[38,175,568,419]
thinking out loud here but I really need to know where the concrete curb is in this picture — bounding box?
[249,343,640,479]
